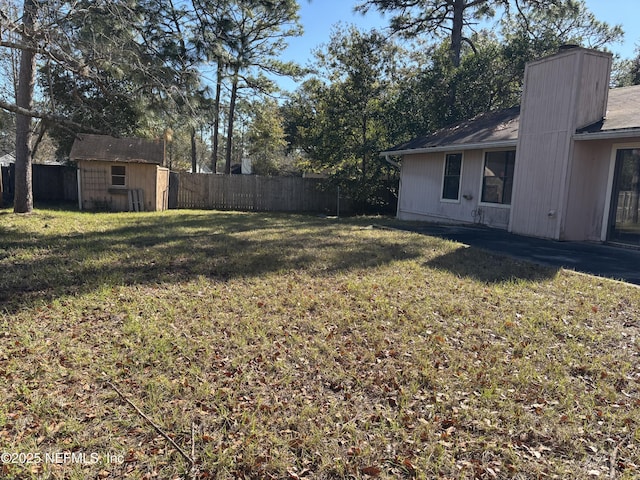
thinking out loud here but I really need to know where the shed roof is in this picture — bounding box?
[382,85,640,155]
[70,134,165,165]
[0,152,15,167]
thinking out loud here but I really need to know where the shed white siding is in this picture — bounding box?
[510,48,612,240]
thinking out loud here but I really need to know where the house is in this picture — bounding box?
[382,46,640,248]
[71,134,170,212]
[0,152,15,167]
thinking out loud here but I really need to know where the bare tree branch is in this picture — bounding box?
[0,97,104,133]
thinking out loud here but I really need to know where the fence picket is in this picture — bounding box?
[2,165,343,214]
[173,173,338,213]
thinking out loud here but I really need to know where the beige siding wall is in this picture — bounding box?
[563,140,613,241]
[511,132,569,239]
[510,48,611,240]
[576,52,611,129]
[398,150,511,229]
[79,160,160,211]
[156,167,170,211]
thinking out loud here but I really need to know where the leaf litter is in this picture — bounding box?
[0,209,639,479]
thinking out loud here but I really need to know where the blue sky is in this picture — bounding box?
[276,0,640,92]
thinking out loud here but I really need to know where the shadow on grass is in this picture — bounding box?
[0,210,419,313]
[425,244,558,284]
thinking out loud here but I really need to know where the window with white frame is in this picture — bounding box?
[111,165,126,187]
[481,150,515,205]
[442,153,462,201]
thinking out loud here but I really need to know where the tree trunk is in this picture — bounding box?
[450,0,465,68]
[361,114,367,181]
[191,126,197,173]
[224,68,239,175]
[13,0,37,214]
[211,62,223,173]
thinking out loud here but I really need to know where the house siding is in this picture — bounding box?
[563,140,614,241]
[392,48,640,243]
[510,48,611,240]
[398,150,511,229]
[575,52,611,129]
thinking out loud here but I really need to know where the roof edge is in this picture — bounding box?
[573,128,640,141]
[380,139,518,157]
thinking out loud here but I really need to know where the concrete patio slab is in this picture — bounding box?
[387,224,640,286]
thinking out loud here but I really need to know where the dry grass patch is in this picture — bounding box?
[0,208,639,479]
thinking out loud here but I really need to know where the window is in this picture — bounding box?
[442,153,462,201]
[111,165,126,187]
[481,150,515,205]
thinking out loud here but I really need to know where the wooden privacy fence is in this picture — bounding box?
[174,173,340,213]
[1,164,78,204]
[1,165,343,214]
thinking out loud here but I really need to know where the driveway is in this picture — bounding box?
[388,224,640,286]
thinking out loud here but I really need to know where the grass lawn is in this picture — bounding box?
[0,207,639,479]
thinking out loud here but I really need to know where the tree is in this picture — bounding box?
[284,27,402,211]
[0,0,20,102]
[612,48,640,87]
[356,0,538,67]
[2,0,151,212]
[246,98,291,175]
[164,124,211,172]
[0,109,15,154]
[136,0,207,172]
[12,0,37,213]
[628,49,640,86]
[0,1,18,156]
[500,0,623,76]
[386,34,521,139]
[191,0,235,173]
[354,0,560,123]
[220,0,303,175]
[357,0,621,69]
[382,0,623,140]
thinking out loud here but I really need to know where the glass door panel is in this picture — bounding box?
[609,148,640,246]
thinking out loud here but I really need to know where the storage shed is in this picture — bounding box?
[71,134,169,212]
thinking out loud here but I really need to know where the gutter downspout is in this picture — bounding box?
[383,154,400,168]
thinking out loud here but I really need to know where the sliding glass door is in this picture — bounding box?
[609,148,640,246]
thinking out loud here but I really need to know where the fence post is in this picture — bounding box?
[172,172,342,212]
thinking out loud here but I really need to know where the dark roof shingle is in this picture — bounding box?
[70,134,165,165]
[578,85,640,134]
[384,107,520,154]
[385,85,640,154]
